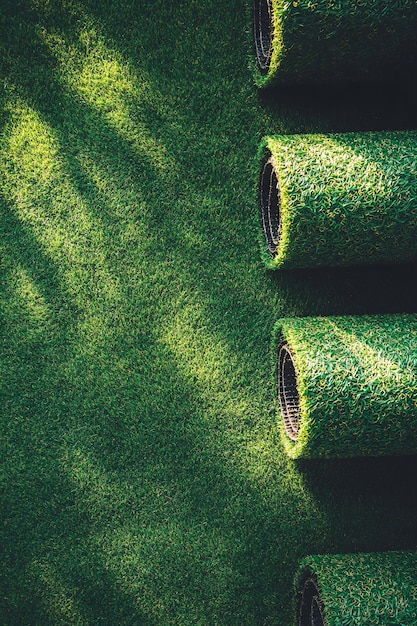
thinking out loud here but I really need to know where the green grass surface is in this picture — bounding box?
[253,0,417,87]
[274,315,417,459]
[295,551,417,625]
[2,1,417,624]
[258,132,417,270]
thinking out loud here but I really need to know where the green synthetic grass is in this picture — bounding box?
[2,1,417,625]
[295,551,417,625]
[258,131,417,270]
[253,0,417,87]
[274,314,417,459]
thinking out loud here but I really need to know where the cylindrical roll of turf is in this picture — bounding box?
[258,132,417,270]
[295,551,417,626]
[273,314,417,459]
[253,0,417,87]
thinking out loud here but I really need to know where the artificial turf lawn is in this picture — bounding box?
[258,131,417,270]
[2,1,417,624]
[295,551,417,625]
[253,0,417,87]
[274,315,417,459]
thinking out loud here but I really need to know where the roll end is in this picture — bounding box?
[298,575,326,626]
[278,343,301,441]
[260,153,282,257]
[253,0,274,73]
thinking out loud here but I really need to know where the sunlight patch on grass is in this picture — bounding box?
[5,102,59,186]
[40,25,174,172]
[268,133,390,200]
[327,319,412,390]
[0,100,122,311]
[5,265,51,331]
[158,294,298,492]
[161,297,247,401]
[29,558,88,626]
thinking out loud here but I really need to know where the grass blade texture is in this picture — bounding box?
[273,314,417,459]
[252,0,417,87]
[294,551,417,626]
[4,1,417,624]
[258,131,417,270]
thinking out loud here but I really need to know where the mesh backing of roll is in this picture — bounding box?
[260,154,281,256]
[278,343,300,441]
[253,0,273,72]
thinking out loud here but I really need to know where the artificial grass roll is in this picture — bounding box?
[253,0,417,87]
[258,132,417,270]
[295,551,417,626]
[273,314,417,459]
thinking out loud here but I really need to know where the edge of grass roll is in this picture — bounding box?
[253,0,272,73]
[294,552,417,625]
[251,0,417,87]
[272,320,311,459]
[278,343,301,441]
[257,136,291,270]
[296,572,326,626]
[252,0,283,88]
[272,314,417,459]
[257,131,417,270]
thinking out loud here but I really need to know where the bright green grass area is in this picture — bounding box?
[1,1,417,624]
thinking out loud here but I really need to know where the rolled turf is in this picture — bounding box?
[273,314,417,459]
[258,131,417,270]
[252,0,417,87]
[294,551,417,626]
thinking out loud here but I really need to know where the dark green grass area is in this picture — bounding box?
[1,1,417,624]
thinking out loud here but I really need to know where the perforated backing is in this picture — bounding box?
[253,0,274,72]
[260,154,281,256]
[298,576,327,626]
[278,343,301,441]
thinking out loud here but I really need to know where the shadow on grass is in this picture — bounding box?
[0,194,157,625]
[0,21,295,621]
[2,1,417,625]
[258,81,417,134]
[268,261,417,318]
[296,454,417,554]
[0,201,301,624]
